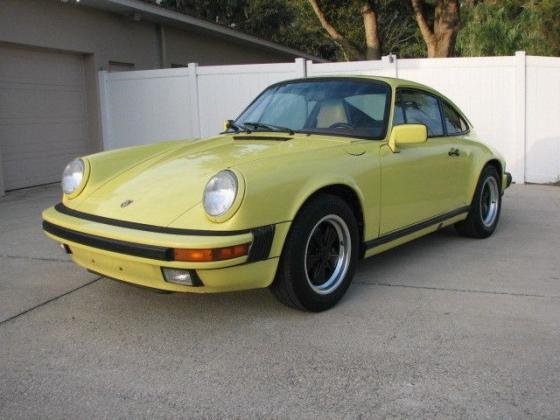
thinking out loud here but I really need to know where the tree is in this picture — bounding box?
[152,0,454,61]
[156,0,339,60]
[305,0,425,61]
[307,0,380,60]
[411,0,460,58]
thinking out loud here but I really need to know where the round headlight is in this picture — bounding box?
[62,159,85,195]
[203,170,238,217]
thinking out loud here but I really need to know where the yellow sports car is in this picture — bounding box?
[43,76,511,311]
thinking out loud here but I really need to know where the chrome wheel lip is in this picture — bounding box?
[480,176,499,228]
[304,214,351,295]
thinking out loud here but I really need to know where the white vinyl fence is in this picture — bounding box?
[99,53,560,184]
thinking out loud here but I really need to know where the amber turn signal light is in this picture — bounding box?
[173,243,250,262]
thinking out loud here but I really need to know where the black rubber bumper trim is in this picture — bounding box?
[247,225,275,262]
[53,203,254,236]
[43,220,275,263]
[43,220,173,261]
[364,206,470,250]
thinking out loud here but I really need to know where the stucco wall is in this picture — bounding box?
[165,27,290,67]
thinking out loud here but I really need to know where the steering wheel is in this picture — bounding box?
[328,122,353,130]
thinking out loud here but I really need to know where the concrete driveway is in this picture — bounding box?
[1,184,559,418]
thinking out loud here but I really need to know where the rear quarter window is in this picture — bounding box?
[442,101,469,135]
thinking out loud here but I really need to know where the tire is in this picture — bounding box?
[271,194,359,312]
[455,165,502,238]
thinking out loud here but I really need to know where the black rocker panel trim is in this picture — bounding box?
[54,203,255,236]
[364,206,470,250]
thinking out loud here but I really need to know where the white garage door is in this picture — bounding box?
[0,45,89,190]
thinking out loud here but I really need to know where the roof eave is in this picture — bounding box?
[81,0,328,63]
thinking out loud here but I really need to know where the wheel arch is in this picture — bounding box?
[485,159,503,186]
[467,158,504,205]
[293,183,366,258]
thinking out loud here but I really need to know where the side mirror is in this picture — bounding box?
[224,119,234,131]
[388,124,428,152]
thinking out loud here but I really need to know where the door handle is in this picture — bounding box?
[448,148,460,157]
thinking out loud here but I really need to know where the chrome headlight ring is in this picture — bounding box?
[62,158,88,198]
[203,169,245,222]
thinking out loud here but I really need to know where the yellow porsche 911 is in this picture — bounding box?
[43,76,511,311]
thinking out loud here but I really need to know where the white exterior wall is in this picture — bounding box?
[99,54,560,184]
[526,56,560,184]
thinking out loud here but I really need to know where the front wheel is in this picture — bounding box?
[455,165,502,238]
[271,194,359,312]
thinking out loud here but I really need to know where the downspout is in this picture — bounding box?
[157,24,167,68]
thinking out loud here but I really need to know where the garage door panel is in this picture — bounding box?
[3,151,80,189]
[1,123,88,154]
[0,45,89,190]
[1,122,88,146]
[0,47,85,87]
[0,86,86,120]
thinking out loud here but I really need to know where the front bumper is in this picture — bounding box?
[42,204,290,292]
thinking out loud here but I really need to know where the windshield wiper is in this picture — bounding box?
[222,119,247,133]
[243,121,295,135]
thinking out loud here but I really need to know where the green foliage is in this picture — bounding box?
[157,0,338,60]
[457,0,560,57]
[156,0,426,59]
[291,0,425,60]
[155,0,559,60]
[533,0,560,56]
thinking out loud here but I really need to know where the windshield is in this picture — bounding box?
[234,79,391,140]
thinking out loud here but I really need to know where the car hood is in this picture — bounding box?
[72,133,350,226]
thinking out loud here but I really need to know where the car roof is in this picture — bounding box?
[280,75,438,94]
[274,75,470,124]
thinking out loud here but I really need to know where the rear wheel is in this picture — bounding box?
[271,194,359,312]
[455,165,502,238]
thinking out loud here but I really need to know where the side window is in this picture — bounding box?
[442,101,469,135]
[393,93,406,125]
[399,90,444,137]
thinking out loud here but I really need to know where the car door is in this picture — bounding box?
[379,89,462,235]
[440,99,472,206]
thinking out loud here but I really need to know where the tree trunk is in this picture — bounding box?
[411,0,460,58]
[307,0,364,61]
[361,2,381,60]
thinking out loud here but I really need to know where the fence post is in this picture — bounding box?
[306,60,313,77]
[515,51,527,183]
[98,70,112,150]
[382,54,398,77]
[295,57,307,78]
[188,63,201,138]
